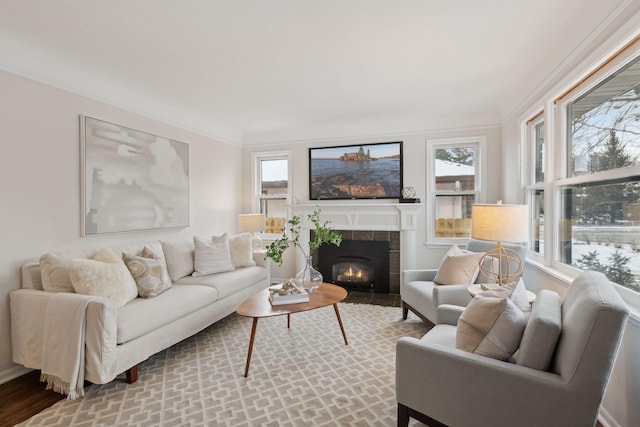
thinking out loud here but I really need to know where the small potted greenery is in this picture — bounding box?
[266,208,342,289]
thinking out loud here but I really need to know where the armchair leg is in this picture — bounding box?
[401,301,435,326]
[398,402,448,427]
[398,403,410,427]
[125,365,138,384]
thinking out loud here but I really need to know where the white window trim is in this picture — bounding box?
[521,111,546,262]
[550,38,640,297]
[251,150,292,239]
[425,136,487,246]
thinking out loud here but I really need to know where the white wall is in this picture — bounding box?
[242,125,502,277]
[0,70,243,382]
[501,8,640,426]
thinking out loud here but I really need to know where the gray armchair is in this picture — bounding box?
[396,270,629,427]
[401,239,527,324]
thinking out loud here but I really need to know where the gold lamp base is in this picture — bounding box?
[478,242,523,286]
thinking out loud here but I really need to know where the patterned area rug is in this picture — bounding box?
[18,303,430,427]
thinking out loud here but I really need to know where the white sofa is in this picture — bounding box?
[10,237,269,387]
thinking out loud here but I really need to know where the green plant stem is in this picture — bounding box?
[265,208,342,266]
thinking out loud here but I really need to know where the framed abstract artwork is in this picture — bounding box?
[81,115,190,235]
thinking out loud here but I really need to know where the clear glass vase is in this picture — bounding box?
[295,256,323,291]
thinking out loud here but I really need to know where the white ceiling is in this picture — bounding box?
[0,1,631,145]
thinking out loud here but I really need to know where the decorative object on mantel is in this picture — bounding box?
[238,213,266,249]
[471,201,529,285]
[80,115,189,235]
[268,279,310,305]
[399,186,421,203]
[266,208,342,290]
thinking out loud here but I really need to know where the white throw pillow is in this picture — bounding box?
[40,253,75,293]
[434,247,485,285]
[456,292,528,360]
[492,278,531,313]
[228,233,256,268]
[193,234,235,277]
[70,249,138,308]
[160,238,195,281]
[122,249,172,298]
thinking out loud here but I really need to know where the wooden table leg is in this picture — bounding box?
[244,317,259,377]
[333,303,348,345]
[287,313,291,328]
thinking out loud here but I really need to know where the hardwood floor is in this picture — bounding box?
[0,370,65,427]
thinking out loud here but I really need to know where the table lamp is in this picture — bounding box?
[471,202,528,285]
[239,213,266,250]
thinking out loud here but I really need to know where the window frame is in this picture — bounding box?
[251,150,292,239]
[523,112,546,258]
[550,39,640,293]
[426,136,486,246]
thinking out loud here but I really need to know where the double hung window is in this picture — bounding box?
[427,137,485,245]
[252,152,291,235]
[555,48,640,292]
[524,114,545,255]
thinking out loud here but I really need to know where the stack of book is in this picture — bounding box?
[268,284,309,306]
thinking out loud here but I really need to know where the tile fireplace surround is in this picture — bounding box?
[291,203,421,294]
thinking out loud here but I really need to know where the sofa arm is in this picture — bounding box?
[436,304,464,326]
[253,250,267,267]
[396,337,582,426]
[10,289,119,384]
[432,284,473,308]
[84,296,119,384]
[402,269,438,283]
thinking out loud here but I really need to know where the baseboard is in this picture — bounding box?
[599,406,622,427]
[0,365,32,385]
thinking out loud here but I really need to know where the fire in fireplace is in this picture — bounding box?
[318,240,389,293]
[333,260,373,285]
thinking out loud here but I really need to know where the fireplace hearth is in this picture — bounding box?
[318,240,390,293]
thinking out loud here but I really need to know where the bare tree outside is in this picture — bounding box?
[565,66,640,291]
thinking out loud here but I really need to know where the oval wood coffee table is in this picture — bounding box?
[236,282,348,377]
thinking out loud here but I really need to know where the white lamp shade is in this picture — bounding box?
[471,204,529,243]
[238,214,265,233]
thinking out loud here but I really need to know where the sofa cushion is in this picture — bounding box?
[434,251,485,285]
[175,265,267,299]
[161,238,195,281]
[69,249,138,308]
[122,251,172,298]
[421,324,457,348]
[516,289,562,371]
[456,292,527,360]
[108,242,168,270]
[193,235,235,276]
[228,233,256,268]
[474,256,499,284]
[116,285,218,344]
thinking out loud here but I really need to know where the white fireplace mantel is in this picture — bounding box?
[289,203,422,272]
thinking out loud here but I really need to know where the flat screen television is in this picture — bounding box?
[309,141,403,200]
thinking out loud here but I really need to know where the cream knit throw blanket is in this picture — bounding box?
[40,293,97,400]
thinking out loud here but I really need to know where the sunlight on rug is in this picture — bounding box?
[18,303,430,427]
